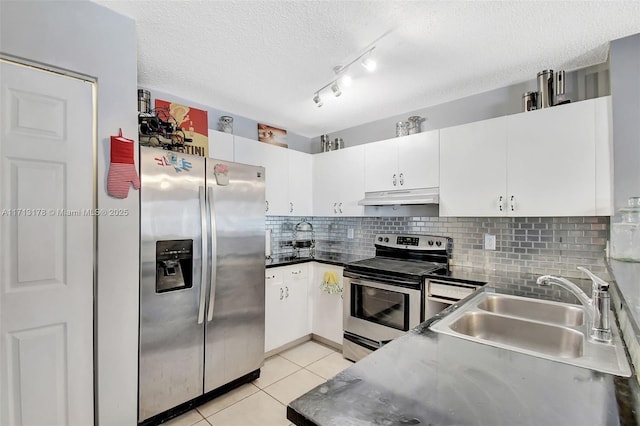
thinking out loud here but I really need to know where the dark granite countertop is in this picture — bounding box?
[288,277,640,426]
[266,252,370,269]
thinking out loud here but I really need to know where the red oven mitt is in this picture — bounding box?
[107,131,140,199]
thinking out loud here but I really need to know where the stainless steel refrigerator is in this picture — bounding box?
[138,146,265,423]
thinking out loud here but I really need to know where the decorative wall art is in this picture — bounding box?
[154,99,209,157]
[258,123,288,148]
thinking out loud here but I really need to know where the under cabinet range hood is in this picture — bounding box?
[358,187,439,206]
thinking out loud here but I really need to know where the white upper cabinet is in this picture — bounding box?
[440,116,508,217]
[207,129,234,161]
[288,149,313,216]
[506,98,596,217]
[233,136,312,216]
[439,96,612,217]
[234,136,289,215]
[364,131,439,192]
[313,145,365,216]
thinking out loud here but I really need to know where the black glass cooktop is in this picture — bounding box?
[345,257,447,281]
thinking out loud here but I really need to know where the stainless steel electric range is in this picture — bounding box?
[342,233,455,362]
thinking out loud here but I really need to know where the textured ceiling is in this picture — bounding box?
[94,0,640,138]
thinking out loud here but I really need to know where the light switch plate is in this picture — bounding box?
[484,233,496,250]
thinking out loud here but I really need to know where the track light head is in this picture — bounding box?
[361,56,376,72]
[313,93,323,107]
[331,82,342,97]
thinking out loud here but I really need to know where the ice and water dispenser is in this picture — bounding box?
[156,240,193,292]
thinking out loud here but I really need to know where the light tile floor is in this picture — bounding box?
[163,340,353,426]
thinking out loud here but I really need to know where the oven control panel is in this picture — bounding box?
[375,233,450,251]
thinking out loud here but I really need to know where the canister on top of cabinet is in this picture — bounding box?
[523,91,537,112]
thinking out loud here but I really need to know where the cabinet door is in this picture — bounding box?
[234,137,289,215]
[288,150,313,216]
[283,265,310,342]
[398,130,439,189]
[233,135,263,167]
[506,100,596,216]
[439,116,508,217]
[310,263,344,345]
[337,145,365,216]
[208,129,234,161]
[364,138,398,192]
[262,144,289,216]
[313,151,340,216]
[594,96,612,215]
[264,270,285,353]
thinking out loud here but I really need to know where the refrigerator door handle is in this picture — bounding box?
[198,186,207,324]
[207,186,218,322]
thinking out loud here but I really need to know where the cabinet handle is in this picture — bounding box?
[292,270,301,275]
[498,195,503,212]
[510,195,516,212]
[399,172,404,186]
[289,202,293,213]
[392,173,397,187]
[338,202,343,214]
[333,202,338,214]
[265,200,269,212]
[285,286,289,298]
[280,287,284,300]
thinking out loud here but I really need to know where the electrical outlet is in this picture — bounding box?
[484,233,496,250]
[347,228,354,239]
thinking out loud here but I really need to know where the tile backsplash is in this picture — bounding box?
[266,216,610,279]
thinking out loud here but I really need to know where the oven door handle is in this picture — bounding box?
[344,332,392,351]
[344,271,419,288]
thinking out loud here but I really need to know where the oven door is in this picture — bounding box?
[343,277,422,344]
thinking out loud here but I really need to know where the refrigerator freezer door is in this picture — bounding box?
[204,159,266,392]
[139,147,206,422]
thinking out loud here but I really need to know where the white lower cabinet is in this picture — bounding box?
[264,264,310,353]
[309,263,344,346]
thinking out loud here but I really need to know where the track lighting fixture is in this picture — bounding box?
[361,56,377,72]
[312,46,376,107]
[331,82,342,97]
[313,93,323,107]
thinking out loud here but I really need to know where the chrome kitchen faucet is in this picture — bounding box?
[537,267,612,343]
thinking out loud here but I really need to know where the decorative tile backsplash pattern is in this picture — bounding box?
[266,216,610,279]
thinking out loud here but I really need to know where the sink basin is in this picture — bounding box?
[477,294,584,327]
[430,290,631,376]
[450,312,584,358]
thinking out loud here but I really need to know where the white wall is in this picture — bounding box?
[144,86,313,153]
[610,33,640,211]
[0,1,139,424]
[310,63,610,152]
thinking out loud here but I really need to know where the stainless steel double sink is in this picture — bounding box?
[430,290,631,376]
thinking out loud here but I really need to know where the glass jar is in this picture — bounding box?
[218,116,233,133]
[610,196,640,262]
[396,121,408,137]
[406,116,425,134]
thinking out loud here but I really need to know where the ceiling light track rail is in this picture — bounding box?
[313,46,377,107]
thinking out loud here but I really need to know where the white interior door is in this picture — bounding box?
[0,60,94,425]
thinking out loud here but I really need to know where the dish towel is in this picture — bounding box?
[323,271,339,285]
[321,271,342,295]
